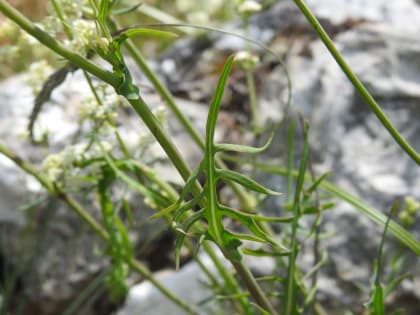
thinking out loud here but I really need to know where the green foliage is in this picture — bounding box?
[0,1,419,314]
[152,56,290,270]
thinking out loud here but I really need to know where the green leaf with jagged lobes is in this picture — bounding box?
[214,132,274,154]
[216,169,280,195]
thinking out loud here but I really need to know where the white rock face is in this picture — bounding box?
[118,249,228,315]
[306,0,420,31]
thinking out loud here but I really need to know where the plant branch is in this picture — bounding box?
[119,26,257,211]
[0,143,198,315]
[293,0,420,166]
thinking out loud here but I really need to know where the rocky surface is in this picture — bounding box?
[0,53,233,314]
[1,0,420,314]
[119,1,420,315]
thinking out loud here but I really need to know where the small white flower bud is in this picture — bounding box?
[234,50,260,70]
[238,0,262,15]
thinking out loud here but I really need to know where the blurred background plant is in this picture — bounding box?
[0,0,419,314]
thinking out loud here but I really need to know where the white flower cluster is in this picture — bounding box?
[64,19,97,55]
[234,50,260,70]
[59,0,85,19]
[78,85,123,126]
[42,143,87,182]
[0,19,18,39]
[24,59,54,94]
[42,140,112,183]
[42,0,97,55]
[0,20,26,64]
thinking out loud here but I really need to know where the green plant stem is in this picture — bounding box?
[293,0,420,166]
[285,122,309,315]
[0,143,198,315]
[286,120,295,205]
[246,71,260,134]
[203,242,253,314]
[0,143,54,192]
[127,96,202,194]
[230,258,279,315]
[51,0,73,38]
[110,20,251,313]
[126,258,198,315]
[0,3,276,311]
[86,73,221,301]
[128,94,252,312]
[120,32,257,211]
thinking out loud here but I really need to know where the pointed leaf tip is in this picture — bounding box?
[218,169,281,195]
[214,132,274,154]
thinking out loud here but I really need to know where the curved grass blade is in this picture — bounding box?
[284,121,310,315]
[217,169,280,195]
[214,132,274,154]
[367,200,399,315]
[322,182,420,255]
